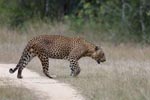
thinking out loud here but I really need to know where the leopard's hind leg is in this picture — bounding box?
[9,48,36,79]
[17,49,36,78]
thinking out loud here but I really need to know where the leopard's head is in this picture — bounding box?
[91,46,106,64]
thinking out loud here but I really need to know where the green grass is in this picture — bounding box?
[0,25,150,100]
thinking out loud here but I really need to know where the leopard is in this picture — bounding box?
[9,35,106,79]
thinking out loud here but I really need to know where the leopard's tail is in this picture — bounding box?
[9,65,19,73]
[9,53,26,74]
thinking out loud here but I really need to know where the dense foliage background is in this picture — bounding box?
[0,0,150,43]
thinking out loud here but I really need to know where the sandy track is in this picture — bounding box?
[0,64,84,100]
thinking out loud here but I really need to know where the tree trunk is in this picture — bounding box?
[121,0,126,23]
[139,0,146,41]
[44,0,49,16]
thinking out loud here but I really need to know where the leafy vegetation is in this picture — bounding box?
[0,0,150,43]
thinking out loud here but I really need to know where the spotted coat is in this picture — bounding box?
[9,35,106,78]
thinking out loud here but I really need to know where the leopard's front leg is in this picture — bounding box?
[68,46,87,77]
[69,58,81,77]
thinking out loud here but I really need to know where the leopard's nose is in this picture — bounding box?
[97,60,100,64]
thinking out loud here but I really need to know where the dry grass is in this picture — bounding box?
[0,86,38,100]
[0,26,150,100]
[0,78,38,100]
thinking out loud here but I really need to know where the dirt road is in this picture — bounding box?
[0,64,84,100]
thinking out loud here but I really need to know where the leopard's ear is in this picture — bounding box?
[95,46,99,51]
